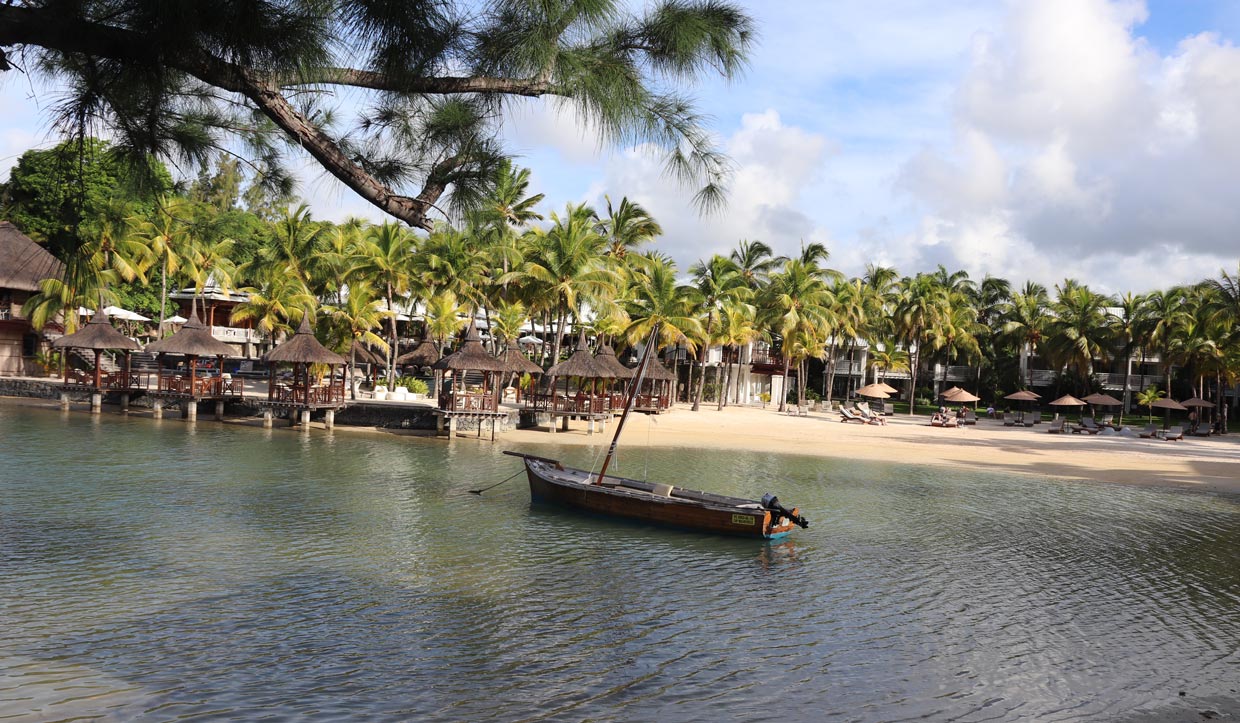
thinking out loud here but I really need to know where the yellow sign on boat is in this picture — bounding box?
[731,514,756,526]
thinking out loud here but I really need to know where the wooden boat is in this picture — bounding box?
[506,324,808,540]
[505,451,807,539]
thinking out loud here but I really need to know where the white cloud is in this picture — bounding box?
[582,110,832,268]
[893,0,1240,291]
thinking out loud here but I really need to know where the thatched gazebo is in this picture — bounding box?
[633,357,676,413]
[260,315,348,428]
[395,338,440,368]
[430,325,510,438]
[51,307,141,413]
[539,331,617,433]
[499,347,543,402]
[144,314,241,420]
[593,342,634,412]
[346,340,387,392]
[393,337,441,398]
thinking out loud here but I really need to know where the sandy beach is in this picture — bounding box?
[503,403,1240,495]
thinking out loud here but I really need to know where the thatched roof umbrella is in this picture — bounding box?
[499,347,543,402]
[546,331,615,411]
[629,355,677,410]
[546,331,610,379]
[51,308,141,389]
[593,343,634,379]
[431,325,509,410]
[262,315,347,405]
[349,341,386,366]
[1004,389,1041,423]
[145,314,237,396]
[592,342,634,408]
[395,338,440,368]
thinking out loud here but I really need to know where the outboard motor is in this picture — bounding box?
[762,493,809,528]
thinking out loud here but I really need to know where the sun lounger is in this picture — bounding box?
[787,404,808,417]
[1137,424,1158,439]
[840,407,867,424]
[1071,417,1101,434]
[1159,425,1184,441]
[1047,418,1067,433]
[929,413,958,428]
[961,408,977,425]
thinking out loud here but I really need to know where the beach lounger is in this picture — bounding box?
[839,408,867,424]
[961,409,978,425]
[1137,424,1158,439]
[1047,418,1067,434]
[1159,425,1184,441]
[1072,417,1101,434]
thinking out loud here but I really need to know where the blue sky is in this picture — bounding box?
[5,0,1240,293]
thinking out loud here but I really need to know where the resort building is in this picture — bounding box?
[0,222,62,376]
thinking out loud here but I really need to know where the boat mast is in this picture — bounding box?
[594,324,660,485]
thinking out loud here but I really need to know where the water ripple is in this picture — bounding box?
[1,405,1239,721]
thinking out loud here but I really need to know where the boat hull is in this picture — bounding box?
[520,457,798,539]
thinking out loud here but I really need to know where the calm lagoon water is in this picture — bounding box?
[1,403,1239,722]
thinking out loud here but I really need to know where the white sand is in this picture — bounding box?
[502,403,1240,494]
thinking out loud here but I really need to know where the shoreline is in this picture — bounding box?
[6,394,1240,495]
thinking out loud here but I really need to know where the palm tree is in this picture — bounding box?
[894,272,949,414]
[126,195,196,329]
[1144,287,1190,397]
[356,221,420,385]
[715,301,761,409]
[1135,385,1165,424]
[472,160,544,304]
[1044,282,1112,391]
[423,291,471,400]
[231,274,316,340]
[730,239,781,289]
[762,257,832,412]
[687,254,748,411]
[624,257,703,364]
[999,281,1051,389]
[1107,291,1150,420]
[324,282,392,399]
[599,196,662,260]
[502,203,616,365]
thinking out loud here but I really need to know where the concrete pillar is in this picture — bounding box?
[186,400,198,421]
[262,408,274,428]
[586,417,594,435]
[299,409,310,427]
[324,409,335,429]
[153,398,164,419]
[560,415,570,432]
[448,415,458,437]
[436,413,445,435]
[90,392,102,414]
[490,417,497,441]
[120,393,130,413]
[60,392,70,410]
[215,400,225,421]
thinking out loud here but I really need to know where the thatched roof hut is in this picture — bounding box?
[547,331,612,379]
[637,358,677,382]
[431,325,508,373]
[0,221,62,291]
[395,338,440,366]
[592,343,633,379]
[349,341,386,366]
[144,315,236,357]
[263,315,347,365]
[52,308,141,351]
[500,348,543,375]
